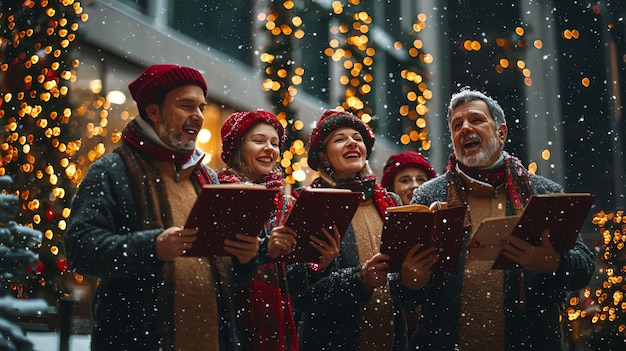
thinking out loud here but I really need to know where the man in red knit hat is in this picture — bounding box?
[65,64,259,351]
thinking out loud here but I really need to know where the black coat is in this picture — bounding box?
[286,194,420,351]
[65,152,255,351]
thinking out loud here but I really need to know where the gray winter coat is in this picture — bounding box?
[410,173,596,350]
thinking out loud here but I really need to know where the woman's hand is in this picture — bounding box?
[311,225,341,269]
[267,225,298,259]
[400,243,438,290]
[224,233,261,264]
[358,253,390,290]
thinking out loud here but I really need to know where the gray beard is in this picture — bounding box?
[455,135,501,168]
[158,115,195,152]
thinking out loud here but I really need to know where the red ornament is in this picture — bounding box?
[35,260,45,274]
[56,259,68,272]
[45,208,55,222]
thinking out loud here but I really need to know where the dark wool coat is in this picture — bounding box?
[286,192,421,351]
[65,151,256,351]
[410,173,596,350]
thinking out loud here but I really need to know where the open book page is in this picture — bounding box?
[467,216,520,261]
[386,204,430,213]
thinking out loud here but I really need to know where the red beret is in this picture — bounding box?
[307,110,375,171]
[128,64,208,120]
[381,151,436,189]
[220,110,286,163]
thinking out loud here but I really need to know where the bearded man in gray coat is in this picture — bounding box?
[410,88,595,350]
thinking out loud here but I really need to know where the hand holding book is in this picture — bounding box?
[500,229,562,274]
[309,225,342,269]
[399,244,439,290]
[275,188,362,264]
[469,193,595,269]
[266,225,298,260]
[184,184,279,257]
[380,202,467,273]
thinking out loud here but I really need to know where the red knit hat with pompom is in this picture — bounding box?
[220,110,286,163]
[307,109,375,171]
[381,151,437,190]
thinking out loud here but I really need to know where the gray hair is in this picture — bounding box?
[446,87,506,127]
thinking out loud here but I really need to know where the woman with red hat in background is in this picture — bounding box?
[381,151,437,205]
[380,151,437,348]
[286,109,439,351]
[217,110,340,351]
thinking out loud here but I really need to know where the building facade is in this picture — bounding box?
[76,0,625,212]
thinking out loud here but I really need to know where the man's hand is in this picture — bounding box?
[156,227,198,261]
[224,233,260,264]
[501,229,561,274]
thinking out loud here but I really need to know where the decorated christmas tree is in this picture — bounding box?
[0,0,87,302]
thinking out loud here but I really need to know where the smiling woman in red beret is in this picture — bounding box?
[217,110,311,351]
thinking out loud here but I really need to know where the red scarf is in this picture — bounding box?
[217,167,285,191]
[446,152,532,219]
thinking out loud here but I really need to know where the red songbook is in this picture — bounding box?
[184,184,279,257]
[276,188,363,264]
[470,193,595,269]
[380,204,467,272]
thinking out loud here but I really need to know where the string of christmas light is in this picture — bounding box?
[397,13,433,150]
[258,0,307,184]
[324,0,375,123]
[0,0,87,299]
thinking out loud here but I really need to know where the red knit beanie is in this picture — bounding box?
[381,151,437,190]
[220,110,286,163]
[307,109,375,171]
[128,64,208,120]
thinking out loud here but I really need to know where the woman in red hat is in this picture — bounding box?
[287,110,439,351]
[381,151,437,205]
[380,151,436,348]
[217,110,339,351]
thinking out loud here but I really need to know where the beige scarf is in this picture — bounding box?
[352,199,395,350]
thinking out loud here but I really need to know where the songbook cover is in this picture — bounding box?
[184,184,279,257]
[380,204,467,272]
[470,193,596,269]
[276,188,363,264]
